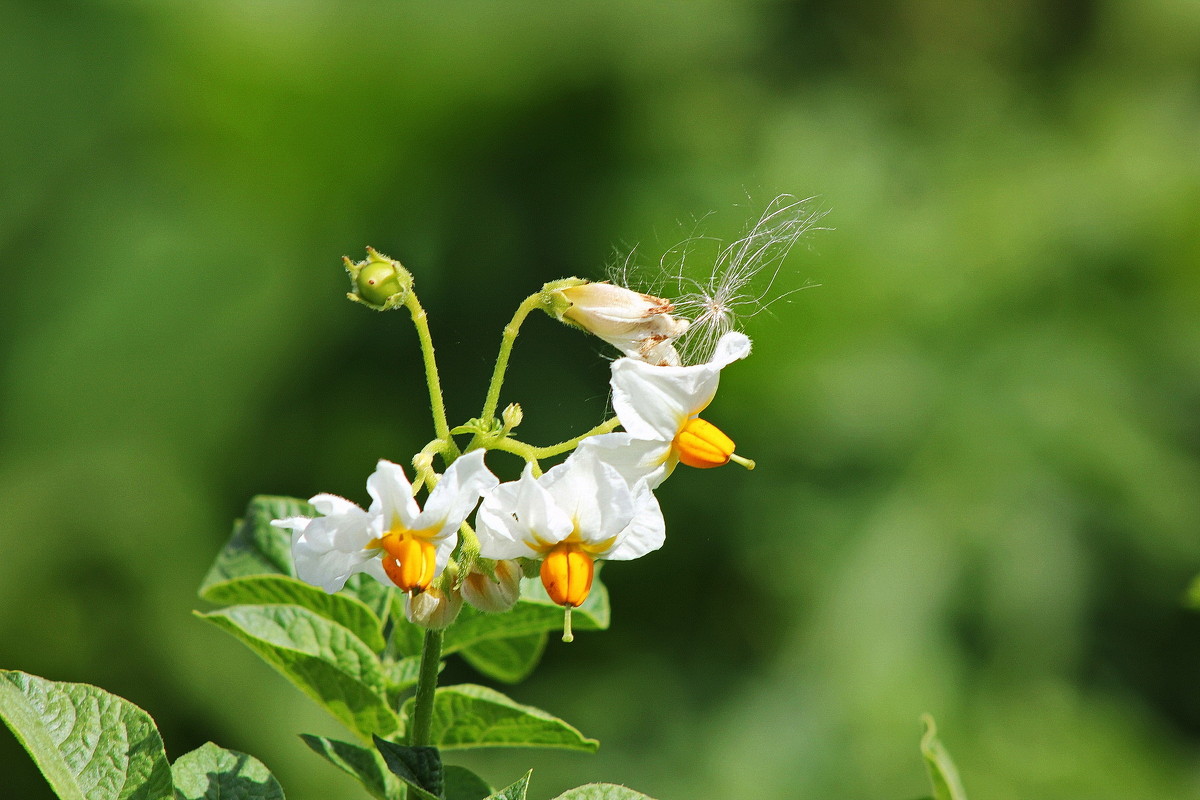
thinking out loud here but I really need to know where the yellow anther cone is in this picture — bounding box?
[380,533,437,592]
[673,417,736,469]
[540,543,595,608]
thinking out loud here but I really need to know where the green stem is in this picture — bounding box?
[411,438,456,494]
[404,292,458,456]
[408,628,444,746]
[478,293,544,430]
[489,416,621,461]
[456,521,481,578]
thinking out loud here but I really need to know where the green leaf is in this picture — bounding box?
[920,714,968,800]
[198,605,400,739]
[383,656,424,695]
[551,785,657,800]
[484,771,531,800]
[444,765,494,800]
[551,786,658,800]
[386,610,428,658]
[443,578,610,654]
[373,737,444,799]
[202,496,307,589]
[0,670,173,800]
[300,735,402,800]
[302,737,494,800]
[344,573,394,620]
[409,684,598,752]
[171,741,284,800]
[202,574,386,651]
[203,496,392,620]
[459,632,547,684]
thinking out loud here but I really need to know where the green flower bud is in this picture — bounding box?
[501,403,523,433]
[461,559,522,614]
[405,585,463,630]
[542,279,690,365]
[343,247,414,310]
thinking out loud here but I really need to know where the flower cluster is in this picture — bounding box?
[273,262,757,640]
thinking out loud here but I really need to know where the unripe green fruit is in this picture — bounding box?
[357,261,404,305]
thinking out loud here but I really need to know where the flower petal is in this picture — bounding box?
[310,493,365,518]
[709,330,752,368]
[610,330,751,439]
[413,450,499,540]
[575,432,672,489]
[358,558,391,588]
[560,283,689,365]
[475,481,536,559]
[476,464,574,558]
[610,358,693,440]
[511,463,574,544]
[366,460,420,530]
[605,479,666,560]
[542,448,635,544]
[271,515,312,535]
[290,510,378,593]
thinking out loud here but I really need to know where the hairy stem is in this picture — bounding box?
[408,628,444,747]
[489,416,621,461]
[478,293,544,430]
[404,292,458,457]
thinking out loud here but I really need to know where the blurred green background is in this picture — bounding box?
[3,1,1200,798]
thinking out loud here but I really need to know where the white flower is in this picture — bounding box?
[553,282,690,366]
[272,450,498,594]
[582,330,755,488]
[475,448,665,610]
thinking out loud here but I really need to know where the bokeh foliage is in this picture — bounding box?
[2,0,1199,798]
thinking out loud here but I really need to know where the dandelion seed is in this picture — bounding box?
[663,194,829,364]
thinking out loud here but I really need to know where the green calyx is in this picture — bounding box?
[538,277,589,322]
[344,247,414,310]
